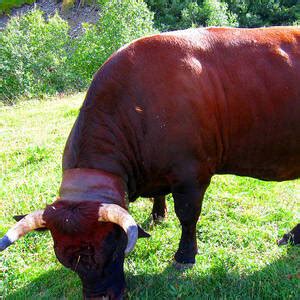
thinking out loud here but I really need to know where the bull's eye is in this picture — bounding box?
[80,244,94,255]
[112,251,118,262]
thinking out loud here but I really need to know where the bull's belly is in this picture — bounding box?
[129,180,171,201]
[219,154,300,181]
[218,118,300,181]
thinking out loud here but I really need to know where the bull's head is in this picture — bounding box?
[0,169,149,299]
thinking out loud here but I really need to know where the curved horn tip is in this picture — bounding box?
[124,225,138,255]
[98,203,139,254]
[0,235,13,251]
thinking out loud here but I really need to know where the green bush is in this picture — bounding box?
[0,0,36,14]
[69,0,156,84]
[145,0,193,30]
[1,1,156,103]
[181,0,238,28]
[0,10,75,104]
[225,0,300,27]
[146,0,238,30]
[202,0,238,26]
[146,0,299,30]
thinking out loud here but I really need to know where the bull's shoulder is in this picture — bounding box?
[88,30,208,99]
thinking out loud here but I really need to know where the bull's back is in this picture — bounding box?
[127,27,300,182]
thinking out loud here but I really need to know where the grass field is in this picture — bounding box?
[0,94,299,299]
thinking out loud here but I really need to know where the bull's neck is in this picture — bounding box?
[63,101,144,199]
[59,168,128,208]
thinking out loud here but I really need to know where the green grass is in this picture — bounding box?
[0,94,299,299]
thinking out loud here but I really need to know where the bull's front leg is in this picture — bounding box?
[172,182,209,267]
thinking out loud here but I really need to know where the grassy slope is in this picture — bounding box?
[0,94,299,299]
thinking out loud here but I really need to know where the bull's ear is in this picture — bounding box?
[13,215,48,232]
[13,214,26,222]
[137,225,150,238]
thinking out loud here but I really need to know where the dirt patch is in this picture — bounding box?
[0,0,100,37]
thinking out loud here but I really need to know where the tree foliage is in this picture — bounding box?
[181,0,238,28]
[0,0,35,14]
[0,10,73,103]
[69,0,156,84]
[226,0,300,27]
[0,0,156,103]
[145,0,300,30]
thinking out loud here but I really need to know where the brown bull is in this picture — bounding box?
[1,26,300,299]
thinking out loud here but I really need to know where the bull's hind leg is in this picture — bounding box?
[172,182,209,267]
[278,223,300,246]
[151,196,167,222]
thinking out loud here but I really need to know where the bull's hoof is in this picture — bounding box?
[151,214,165,224]
[277,234,299,246]
[278,224,300,246]
[173,260,195,270]
[174,246,197,266]
[277,235,290,246]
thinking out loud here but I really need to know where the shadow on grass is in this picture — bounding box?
[6,247,299,300]
[127,246,300,299]
[5,267,82,300]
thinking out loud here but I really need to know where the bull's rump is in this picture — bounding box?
[204,27,300,180]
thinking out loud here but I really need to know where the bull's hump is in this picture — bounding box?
[112,28,211,61]
[116,27,300,63]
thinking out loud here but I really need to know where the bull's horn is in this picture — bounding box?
[98,204,138,254]
[0,210,45,251]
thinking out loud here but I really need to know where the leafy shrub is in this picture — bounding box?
[146,0,299,30]
[146,0,238,30]
[69,0,156,85]
[202,0,238,26]
[0,0,36,14]
[225,0,300,27]
[0,10,75,104]
[181,0,238,28]
[145,0,193,30]
[1,1,156,103]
